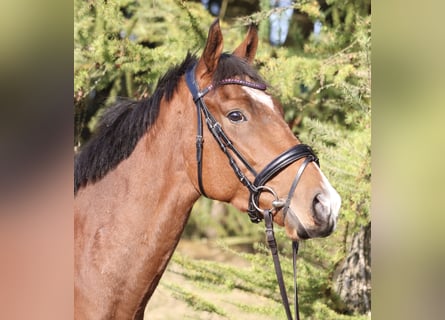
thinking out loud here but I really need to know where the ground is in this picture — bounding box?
[144,239,279,319]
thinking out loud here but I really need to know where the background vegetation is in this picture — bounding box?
[74,0,371,318]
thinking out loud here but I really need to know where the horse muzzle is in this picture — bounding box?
[286,187,341,240]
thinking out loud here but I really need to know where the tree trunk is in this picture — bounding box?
[334,222,371,315]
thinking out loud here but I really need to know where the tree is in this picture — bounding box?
[74,0,213,148]
[335,222,371,315]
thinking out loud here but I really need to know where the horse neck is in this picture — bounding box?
[74,94,200,319]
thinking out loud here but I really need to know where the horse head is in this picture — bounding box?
[184,20,341,240]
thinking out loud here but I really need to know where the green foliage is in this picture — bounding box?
[164,282,227,316]
[74,0,215,145]
[168,248,288,318]
[163,237,367,319]
[297,16,371,237]
[183,198,264,241]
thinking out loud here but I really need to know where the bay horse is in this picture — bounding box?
[74,20,341,319]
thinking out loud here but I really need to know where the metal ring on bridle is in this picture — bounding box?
[250,185,283,213]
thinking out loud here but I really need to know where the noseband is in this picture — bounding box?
[185,63,319,320]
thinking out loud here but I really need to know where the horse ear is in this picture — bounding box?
[196,19,224,78]
[233,24,258,64]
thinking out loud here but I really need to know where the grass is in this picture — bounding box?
[146,238,370,319]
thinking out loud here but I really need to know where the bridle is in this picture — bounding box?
[185,62,319,320]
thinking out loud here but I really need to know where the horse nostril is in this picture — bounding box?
[312,193,329,218]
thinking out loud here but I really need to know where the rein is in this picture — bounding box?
[185,63,319,319]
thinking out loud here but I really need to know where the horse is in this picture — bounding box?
[74,20,341,319]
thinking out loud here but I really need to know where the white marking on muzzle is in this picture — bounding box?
[314,165,341,219]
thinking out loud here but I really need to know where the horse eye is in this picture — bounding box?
[227,110,246,123]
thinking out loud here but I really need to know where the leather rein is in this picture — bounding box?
[185,63,319,320]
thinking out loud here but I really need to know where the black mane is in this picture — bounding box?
[74,53,266,194]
